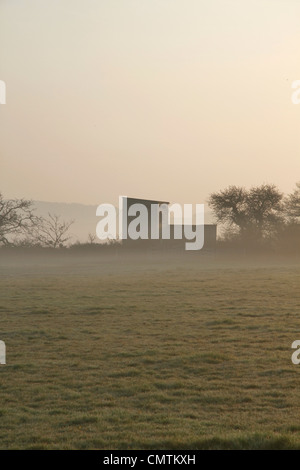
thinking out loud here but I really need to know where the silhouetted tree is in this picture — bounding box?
[87,233,96,244]
[285,182,300,221]
[0,192,38,245]
[34,213,74,248]
[208,184,284,241]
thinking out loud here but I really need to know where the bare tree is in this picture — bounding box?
[87,232,96,244]
[0,192,39,245]
[34,213,74,248]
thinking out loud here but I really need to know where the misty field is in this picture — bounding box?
[0,254,300,449]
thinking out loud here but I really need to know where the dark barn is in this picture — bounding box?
[122,197,217,252]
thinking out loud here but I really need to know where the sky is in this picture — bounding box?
[0,0,300,209]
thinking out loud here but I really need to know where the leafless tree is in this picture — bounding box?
[0,192,39,245]
[87,232,96,244]
[34,213,74,248]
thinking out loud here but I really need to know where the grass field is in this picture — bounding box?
[0,253,300,449]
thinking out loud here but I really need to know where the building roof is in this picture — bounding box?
[126,197,170,206]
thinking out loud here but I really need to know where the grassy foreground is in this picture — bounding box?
[0,255,300,449]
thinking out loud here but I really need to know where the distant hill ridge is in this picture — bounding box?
[33,201,100,243]
[32,200,215,244]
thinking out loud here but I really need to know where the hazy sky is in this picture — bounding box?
[1,0,300,208]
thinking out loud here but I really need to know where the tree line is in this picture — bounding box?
[208,182,300,250]
[0,182,299,251]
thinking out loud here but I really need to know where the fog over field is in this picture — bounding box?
[0,0,300,453]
